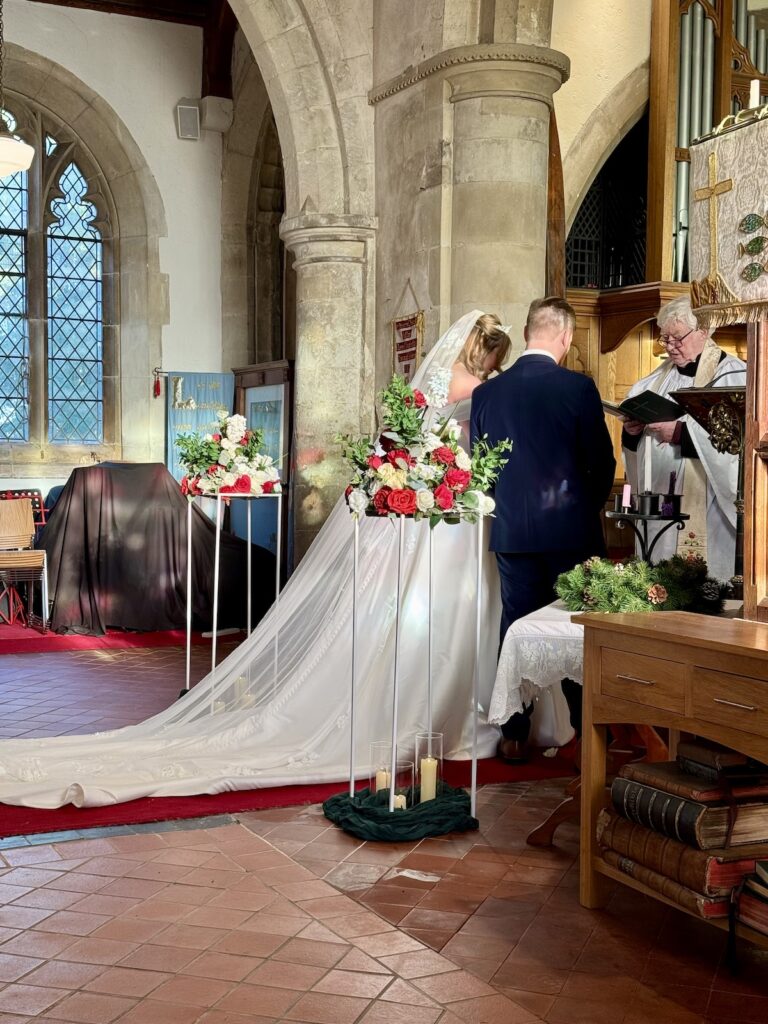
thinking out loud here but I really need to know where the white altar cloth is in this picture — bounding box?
[488,601,583,745]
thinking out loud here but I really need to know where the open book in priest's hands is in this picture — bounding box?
[602,390,685,424]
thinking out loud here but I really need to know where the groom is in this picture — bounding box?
[470,297,616,762]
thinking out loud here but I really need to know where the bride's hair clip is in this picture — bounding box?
[423,367,452,409]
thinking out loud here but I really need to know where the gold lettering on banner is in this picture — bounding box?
[694,151,733,278]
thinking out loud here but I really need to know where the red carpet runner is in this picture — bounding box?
[0,748,577,837]
[0,626,229,655]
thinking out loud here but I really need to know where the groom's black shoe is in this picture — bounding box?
[497,738,529,764]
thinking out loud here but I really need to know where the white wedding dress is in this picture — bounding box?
[0,311,569,809]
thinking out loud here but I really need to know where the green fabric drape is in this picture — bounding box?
[323,784,479,841]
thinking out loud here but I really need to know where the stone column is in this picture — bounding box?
[280,215,376,560]
[445,48,569,354]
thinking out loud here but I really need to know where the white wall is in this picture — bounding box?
[7,0,224,373]
[552,0,651,165]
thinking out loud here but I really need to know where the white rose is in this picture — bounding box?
[416,489,435,513]
[222,472,236,487]
[445,418,462,441]
[204,433,213,442]
[424,432,443,452]
[377,464,406,489]
[220,437,235,450]
[218,450,233,466]
[455,448,471,471]
[225,414,247,443]
[348,489,369,515]
[479,493,495,515]
[198,477,214,493]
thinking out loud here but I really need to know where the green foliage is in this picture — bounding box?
[556,554,725,616]
[175,432,220,478]
[379,376,424,445]
[470,436,514,492]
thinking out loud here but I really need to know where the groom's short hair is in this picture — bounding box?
[526,296,576,336]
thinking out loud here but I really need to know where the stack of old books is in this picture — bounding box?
[736,861,768,934]
[597,740,768,919]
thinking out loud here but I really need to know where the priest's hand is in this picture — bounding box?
[647,421,677,443]
[622,418,644,436]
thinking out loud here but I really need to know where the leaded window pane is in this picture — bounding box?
[0,159,29,443]
[47,162,104,444]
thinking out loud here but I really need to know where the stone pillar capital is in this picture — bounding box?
[280,215,377,268]
[369,43,569,106]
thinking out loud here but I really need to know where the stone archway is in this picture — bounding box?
[563,63,650,232]
[6,42,168,470]
[227,0,377,557]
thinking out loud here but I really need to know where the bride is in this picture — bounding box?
[0,311,570,809]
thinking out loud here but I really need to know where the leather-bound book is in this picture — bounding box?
[620,761,768,803]
[596,808,763,896]
[601,849,729,918]
[610,776,768,848]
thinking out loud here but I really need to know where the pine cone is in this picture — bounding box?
[700,580,721,601]
[647,584,668,605]
[581,589,596,606]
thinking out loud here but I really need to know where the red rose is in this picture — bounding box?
[444,468,471,493]
[212,433,221,442]
[434,484,454,511]
[233,475,251,493]
[180,476,189,495]
[386,448,413,467]
[367,455,383,469]
[373,487,392,515]
[387,488,417,516]
[262,480,275,494]
[413,389,426,408]
[345,485,353,498]
[432,446,456,466]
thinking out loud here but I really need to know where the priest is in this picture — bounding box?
[622,296,745,582]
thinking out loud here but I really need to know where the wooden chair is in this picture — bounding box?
[0,499,48,631]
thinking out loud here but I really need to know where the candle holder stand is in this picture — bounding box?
[183,491,283,700]
[323,515,484,840]
[605,506,690,564]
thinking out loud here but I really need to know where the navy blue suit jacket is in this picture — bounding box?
[470,354,616,554]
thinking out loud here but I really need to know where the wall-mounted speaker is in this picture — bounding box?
[175,100,201,141]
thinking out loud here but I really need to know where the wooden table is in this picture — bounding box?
[578,611,768,944]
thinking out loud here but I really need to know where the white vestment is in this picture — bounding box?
[622,351,746,581]
[0,311,570,810]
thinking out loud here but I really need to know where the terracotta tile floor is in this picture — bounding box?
[1,646,768,1022]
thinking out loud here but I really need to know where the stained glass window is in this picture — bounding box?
[0,106,114,449]
[47,163,103,443]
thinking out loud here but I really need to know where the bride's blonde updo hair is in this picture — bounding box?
[457,313,511,380]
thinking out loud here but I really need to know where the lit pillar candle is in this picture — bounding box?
[393,794,406,809]
[643,434,653,493]
[234,676,248,701]
[622,483,631,509]
[750,78,760,108]
[419,756,438,802]
[213,699,227,713]
[375,769,391,792]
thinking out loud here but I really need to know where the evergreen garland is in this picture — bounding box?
[556,554,725,616]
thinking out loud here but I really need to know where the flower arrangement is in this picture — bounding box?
[176,412,281,498]
[337,373,512,524]
[556,553,725,616]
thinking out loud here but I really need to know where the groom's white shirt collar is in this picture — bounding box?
[520,348,557,362]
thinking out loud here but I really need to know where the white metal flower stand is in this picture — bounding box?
[183,491,283,694]
[348,514,485,816]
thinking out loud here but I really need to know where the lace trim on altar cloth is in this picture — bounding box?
[488,635,584,726]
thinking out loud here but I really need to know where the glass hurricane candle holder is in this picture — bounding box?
[415,732,443,803]
[392,761,414,809]
[370,741,392,795]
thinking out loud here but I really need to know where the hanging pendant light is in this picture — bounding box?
[0,0,33,178]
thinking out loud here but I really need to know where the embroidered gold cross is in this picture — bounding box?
[693,151,733,278]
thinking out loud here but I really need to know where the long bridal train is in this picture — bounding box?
[0,311,570,810]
